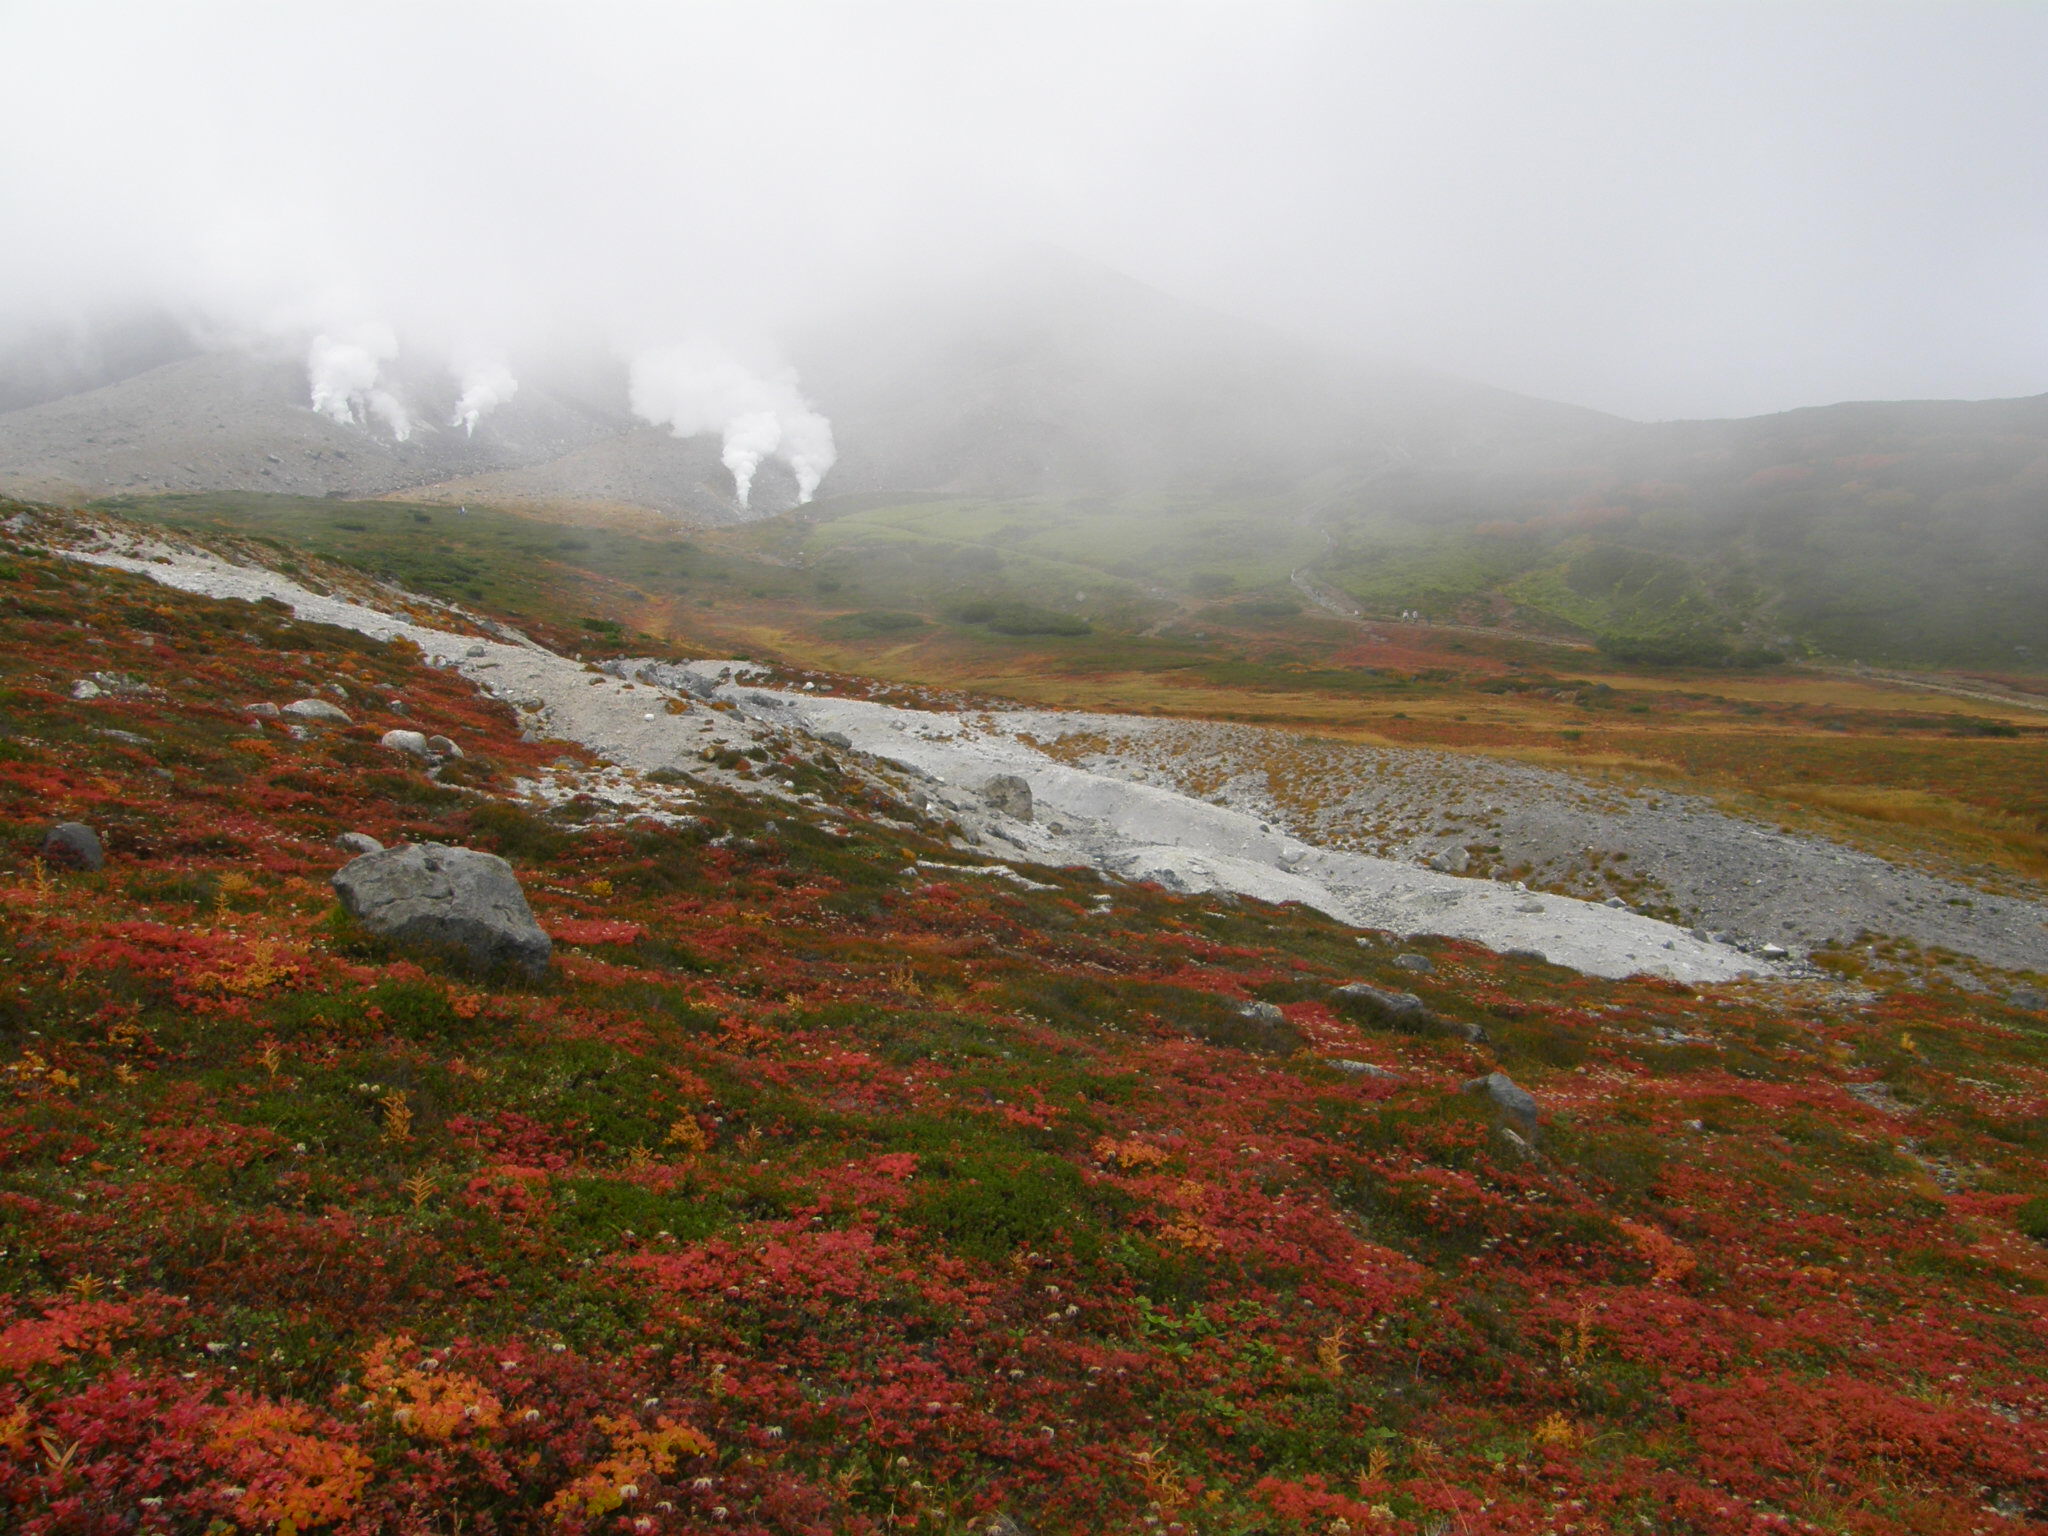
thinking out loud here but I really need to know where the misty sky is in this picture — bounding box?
[3,0,2043,421]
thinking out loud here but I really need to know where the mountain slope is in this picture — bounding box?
[792,249,1624,502]
[1321,392,2048,664]
[0,346,745,524]
[1,501,2045,1532]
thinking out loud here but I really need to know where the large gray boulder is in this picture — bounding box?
[41,822,104,871]
[332,843,551,977]
[284,698,352,725]
[1332,981,1487,1043]
[1464,1071,1541,1133]
[981,774,1033,822]
[380,729,432,759]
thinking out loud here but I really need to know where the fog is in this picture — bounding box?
[3,0,2043,428]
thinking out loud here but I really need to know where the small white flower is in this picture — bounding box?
[522,1408,542,1422]
[618,1482,640,1501]
[692,1477,715,1490]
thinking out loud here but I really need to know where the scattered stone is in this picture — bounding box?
[426,734,463,759]
[332,843,551,977]
[819,730,853,750]
[334,832,385,855]
[1604,896,1628,909]
[381,729,432,758]
[1324,1058,1399,1079]
[1844,1080,1909,1116]
[283,698,352,725]
[1426,848,1470,874]
[981,1514,1035,1536]
[1190,998,1301,1054]
[980,773,1033,822]
[40,821,104,871]
[386,697,410,715]
[92,728,151,746]
[1759,942,1789,960]
[1463,1070,1540,1132]
[1333,982,1437,1031]
[1393,952,1434,974]
[71,671,149,701]
[2009,986,2047,1013]
[242,702,281,717]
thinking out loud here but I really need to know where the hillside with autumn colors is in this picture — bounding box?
[1,500,2046,1536]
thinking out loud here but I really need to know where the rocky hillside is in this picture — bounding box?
[1,499,2045,1532]
[0,347,747,524]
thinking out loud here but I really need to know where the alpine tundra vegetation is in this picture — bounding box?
[0,498,2043,1533]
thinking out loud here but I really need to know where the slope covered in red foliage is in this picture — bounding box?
[0,510,2044,1534]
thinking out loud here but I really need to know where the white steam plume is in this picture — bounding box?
[306,324,412,440]
[452,358,519,435]
[628,347,836,508]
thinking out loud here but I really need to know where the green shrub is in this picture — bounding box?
[951,599,1091,637]
[911,1150,1097,1261]
[2016,1194,2048,1242]
[821,609,929,638]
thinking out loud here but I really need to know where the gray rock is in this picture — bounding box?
[1333,982,1436,1030]
[92,728,151,746]
[2009,986,2048,1013]
[284,698,352,725]
[1464,1070,1540,1132]
[426,734,463,759]
[386,698,410,715]
[1238,1000,1286,1026]
[1324,1058,1400,1079]
[1393,952,1434,974]
[819,730,853,750]
[1759,942,1789,960]
[981,773,1033,822]
[981,1515,1035,1536]
[380,729,432,758]
[40,821,104,871]
[242,702,280,717]
[1844,1080,1909,1116]
[332,843,551,977]
[334,831,385,855]
[74,671,149,700]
